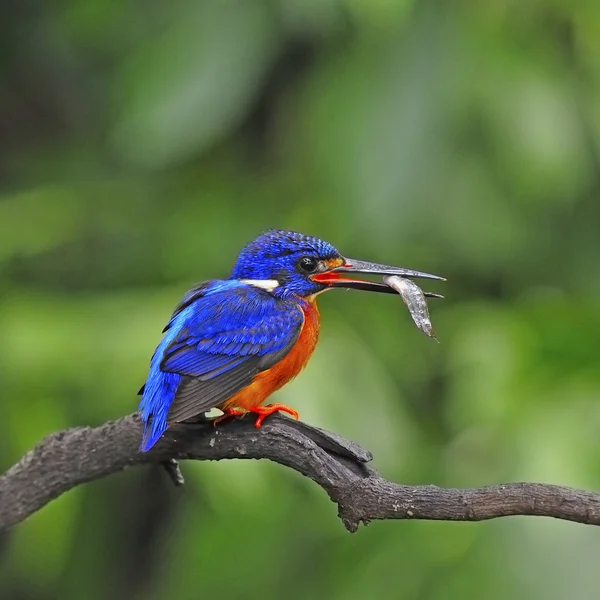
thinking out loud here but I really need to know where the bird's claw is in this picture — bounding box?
[251,404,299,428]
[212,404,299,428]
[212,407,246,427]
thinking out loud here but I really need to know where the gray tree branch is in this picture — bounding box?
[1,413,600,533]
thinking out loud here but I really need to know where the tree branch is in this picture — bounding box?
[1,413,600,533]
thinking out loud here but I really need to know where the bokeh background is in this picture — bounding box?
[2,0,600,598]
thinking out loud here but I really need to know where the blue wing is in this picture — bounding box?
[138,280,303,451]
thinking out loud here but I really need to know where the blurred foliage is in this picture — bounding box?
[1,0,600,599]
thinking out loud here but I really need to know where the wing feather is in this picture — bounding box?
[151,282,304,423]
[166,335,300,422]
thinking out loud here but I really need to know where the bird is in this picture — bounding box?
[137,229,443,452]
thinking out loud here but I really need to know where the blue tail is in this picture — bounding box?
[138,368,181,452]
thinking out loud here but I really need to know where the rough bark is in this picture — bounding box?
[1,414,599,533]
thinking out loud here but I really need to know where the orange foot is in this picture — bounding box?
[250,404,299,428]
[213,407,246,427]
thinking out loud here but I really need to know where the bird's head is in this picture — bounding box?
[231,229,443,299]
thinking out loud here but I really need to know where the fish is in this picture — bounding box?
[383,275,441,340]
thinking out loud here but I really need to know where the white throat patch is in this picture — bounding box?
[240,279,280,292]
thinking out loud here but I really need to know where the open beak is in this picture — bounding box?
[312,258,445,298]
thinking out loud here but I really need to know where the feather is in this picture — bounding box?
[162,282,212,332]
[166,336,300,422]
[138,280,304,451]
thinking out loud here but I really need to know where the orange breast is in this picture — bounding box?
[222,300,320,411]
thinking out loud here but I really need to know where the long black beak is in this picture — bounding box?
[312,258,445,297]
[337,259,445,281]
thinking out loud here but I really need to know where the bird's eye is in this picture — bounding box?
[297,256,319,274]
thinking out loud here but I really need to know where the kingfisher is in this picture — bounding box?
[138,229,443,452]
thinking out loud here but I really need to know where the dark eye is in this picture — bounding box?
[297,256,318,274]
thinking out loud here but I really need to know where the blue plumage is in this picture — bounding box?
[138,278,303,451]
[137,229,348,452]
[137,228,444,453]
[231,230,339,298]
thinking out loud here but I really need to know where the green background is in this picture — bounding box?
[2,1,600,598]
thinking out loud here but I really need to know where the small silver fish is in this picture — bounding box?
[383,275,440,340]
